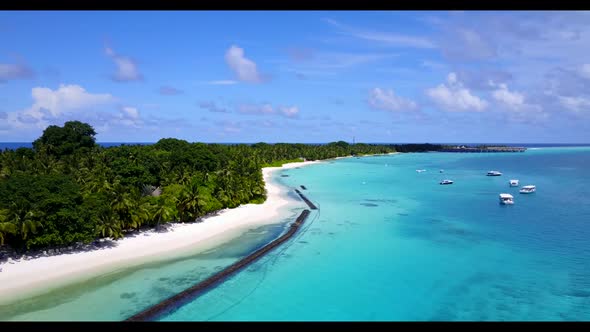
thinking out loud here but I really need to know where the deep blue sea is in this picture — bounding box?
[1,147,590,321]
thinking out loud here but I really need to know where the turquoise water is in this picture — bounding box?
[2,147,590,321]
[0,207,306,321]
[159,148,590,321]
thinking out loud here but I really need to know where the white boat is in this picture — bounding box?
[439,169,444,173]
[440,179,453,185]
[416,169,426,173]
[487,170,502,176]
[509,179,519,187]
[519,185,536,194]
[499,193,514,205]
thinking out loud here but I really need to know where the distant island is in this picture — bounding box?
[0,121,443,255]
[439,145,527,153]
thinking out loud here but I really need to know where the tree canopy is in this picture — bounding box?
[32,121,97,157]
[0,120,441,253]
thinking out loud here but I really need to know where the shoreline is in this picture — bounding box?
[0,160,321,306]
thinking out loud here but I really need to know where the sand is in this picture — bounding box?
[0,160,321,305]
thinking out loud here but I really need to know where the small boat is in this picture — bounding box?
[440,169,444,173]
[440,179,453,185]
[519,185,536,194]
[416,169,426,173]
[487,171,502,176]
[509,179,519,187]
[499,193,514,205]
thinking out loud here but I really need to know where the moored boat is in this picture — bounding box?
[499,193,514,205]
[519,185,536,194]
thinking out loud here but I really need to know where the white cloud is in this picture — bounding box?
[559,96,590,112]
[490,82,545,122]
[324,18,436,49]
[448,72,458,84]
[122,106,139,119]
[236,103,301,119]
[491,83,525,109]
[105,46,143,82]
[1,84,149,141]
[280,52,396,79]
[207,80,238,85]
[117,106,142,127]
[280,106,300,118]
[225,45,263,83]
[368,88,418,112]
[21,84,116,122]
[238,104,274,115]
[426,72,488,112]
[1,84,159,140]
[309,52,396,70]
[350,30,435,49]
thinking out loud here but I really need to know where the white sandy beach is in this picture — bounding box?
[0,160,321,305]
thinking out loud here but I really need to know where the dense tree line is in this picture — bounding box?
[0,121,441,252]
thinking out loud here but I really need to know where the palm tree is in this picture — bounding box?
[110,181,133,229]
[0,209,17,246]
[178,169,191,186]
[215,167,233,195]
[82,174,112,197]
[129,199,151,231]
[0,164,11,180]
[96,211,123,240]
[7,202,43,240]
[214,187,230,206]
[178,178,205,222]
[151,198,173,230]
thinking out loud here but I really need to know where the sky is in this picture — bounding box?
[0,10,589,143]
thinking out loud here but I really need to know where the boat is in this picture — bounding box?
[509,179,519,187]
[440,179,453,185]
[499,193,514,205]
[416,169,426,173]
[519,185,536,194]
[487,170,502,176]
[440,169,444,173]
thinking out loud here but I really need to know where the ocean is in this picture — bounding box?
[1,147,590,321]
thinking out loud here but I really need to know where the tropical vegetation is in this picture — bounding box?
[0,121,441,252]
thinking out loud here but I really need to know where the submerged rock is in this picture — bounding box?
[360,203,379,207]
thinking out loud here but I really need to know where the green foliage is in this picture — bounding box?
[0,120,443,252]
[261,158,303,168]
[0,174,95,249]
[33,121,97,157]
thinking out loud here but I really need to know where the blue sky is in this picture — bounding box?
[1,11,589,143]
